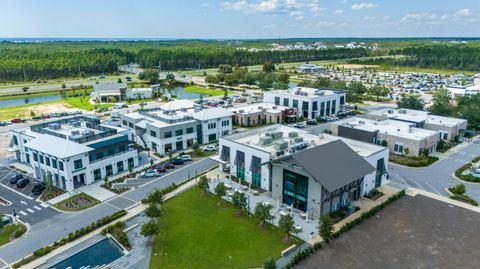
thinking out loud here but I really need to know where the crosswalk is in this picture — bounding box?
[17,203,49,217]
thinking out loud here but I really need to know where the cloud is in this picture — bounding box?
[401,12,439,22]
[263,23,276,29]
[201,2,210,7]
[333,9,343,15]
[351,2,378,10]
[222,0,324,16]
[456,8,472,17]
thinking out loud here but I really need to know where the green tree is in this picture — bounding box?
[403,147,410,156]
[450,184,466,195]
[278,214,294,242]
[430,88,454,116]
[140,219,160,243]
[318,215,334,243]
[346,81,368,103]
[143,189,164,205]
[231,191,248,214]
[277,73,289,84]
[214,182,227,202]
[145,202,161,218]
[456,94,480,130]
[254,203,274,227]
[397,94,425,110]
[263,61,276,72]
[313,77,332,88]
[192,142,201,156]
[263,257,277,269]
[218,64,233,74]
[139,69,159,84]
[205,75,218,84]
[197,175,209,193]
[166,73,175,83]
[368,85,390,100]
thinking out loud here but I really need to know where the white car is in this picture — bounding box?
[204,145,217,151]
[143,170,158,178]
[179,155,192,161]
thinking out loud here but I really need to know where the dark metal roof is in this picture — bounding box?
[288,140,375,192]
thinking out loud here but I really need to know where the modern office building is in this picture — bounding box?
[9,116,139,192]
[229,103,298,127]
[366,108,467,141]
[331,117,440,156]
[120,100,233,155]
[215,125,389,217]
[263,87,346,120]
[297,64,324,74]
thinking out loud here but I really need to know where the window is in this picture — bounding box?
[150,130,157,137]
[12,136,18,145]
[320,102,325,116]
[119,145,126,152]
[208,123,216,129]
[73,159,83,170]
[221,120,230,127]
[25,154,30,163]
[59,161,64,171]
[175,129,183,136]
[33,152,38,162]
[312,101,318,111]
[274,96,280,105]
[186,127,194,134]
[39,155,44,164]
[394,143,404,154]
[96,152,103,160]
[122,120,127,126]
[340,96,345,105]
[117,161,124,172]
[283,98,289,107]
[45,157,50,166]
[325,101,331,116]
[106,165,113,176]
[208,133,217,142]
[282,169,308,212]
[94,169,102,181]
[331,100,336,114]
[128,122,134,128]
[302,101,309,111]
[292,99,298,108]
[128,158,134,169]
[164,131,172,138]
[52,159,57,168]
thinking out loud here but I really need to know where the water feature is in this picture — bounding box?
[0,95,62,108]
[47,238,124,269]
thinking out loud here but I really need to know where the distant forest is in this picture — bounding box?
[350,45,480,71]
[0,41,368,82]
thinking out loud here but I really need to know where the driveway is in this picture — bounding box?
[0,158,218,264]
[387,141,480,202]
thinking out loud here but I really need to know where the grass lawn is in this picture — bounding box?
[184,85,234,96]
[389,154,439,167]
[53,192,100,211]
[0,223,27,246]
[62,96,112,111]
[150,188,300,269]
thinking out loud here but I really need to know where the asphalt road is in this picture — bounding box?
[0,158,218,264]
[388,141,480,202]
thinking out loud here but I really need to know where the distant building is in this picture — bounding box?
[229,103,298,127]
[447,75,480,98]
[10,116,139,192]
[263,87,346,119]
[90,83,128,103]
[297,64,324,74]
[366,108,467,141]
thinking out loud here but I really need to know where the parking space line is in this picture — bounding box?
[425,182,442,195]
[40,203,49,208]
[19,211,27,216]
[33,205,41,210]
[20,201,27,205]
[26,208,34,213]
[409,178,426,191]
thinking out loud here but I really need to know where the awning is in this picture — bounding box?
[7,147,19,152]
[209,155,230,165]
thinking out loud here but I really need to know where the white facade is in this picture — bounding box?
[263,87,346,120]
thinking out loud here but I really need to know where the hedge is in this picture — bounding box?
[13,209,127,268]
[450,194,479,206]
[282,190,406,269]
[455,162,480,183]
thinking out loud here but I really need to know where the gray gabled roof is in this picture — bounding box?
[288,140,375,192]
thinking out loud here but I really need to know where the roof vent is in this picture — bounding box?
[288,131,298,138]
[48,123,61,130]
[259,136,273,146]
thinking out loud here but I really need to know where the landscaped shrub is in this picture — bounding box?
[450,194,479,206]
[13,225,27,238]
[389,155,438,167]
[455,163,480,183]
[448,184,466,195]
[472,156,480,163]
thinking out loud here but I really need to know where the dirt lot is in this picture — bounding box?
[296,194,480,269]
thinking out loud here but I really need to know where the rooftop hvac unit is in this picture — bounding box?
[71,130,80,135]
[70,121,81,127]
[181,108,188,112]
[315,90,325,96]
[266,131,283,140]
[48,123,61,130]
[259,136,273,146]
[273,140,289,150]
[358,121,365,125]
[294,137,304,143]
[387,109,394,114]
[258,106,263,110]
[398,109,407,114]
[288,131,298,138]
[239,110,245,113]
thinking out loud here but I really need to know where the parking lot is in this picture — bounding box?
[296,194,480,269]
[0,166,59,224]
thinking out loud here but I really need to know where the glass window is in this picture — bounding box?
[59,161,64,171]
[186,127,194,134]
[74,159,83,170]
[33,152,38,162]
[175,129,183,136]
[283,98,289,106]
[326,101,331,116]
[340,96,345,105]
[128,158,134,168]
[331,100,336,114]
[39,155,44,164]
[320,102,325,116]
[312,101,318,111]
[292,99,298,108]
[274,97,280,105]
[45,157,50,166]
[394,143,404,154]
[25,154,30,163]
[282,169,308,212]
[117,161,124,172]
[164,131,172,138]
[150,130,157,137]
[302,101,309,111]
[122,120,127,126]
[93,169,102,181]
[52,159,57,168]
[106,165,113,176]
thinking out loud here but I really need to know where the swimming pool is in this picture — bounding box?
[47,237,124,269]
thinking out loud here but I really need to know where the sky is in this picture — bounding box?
[0,0,479,39]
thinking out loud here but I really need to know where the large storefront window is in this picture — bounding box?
[283,169,308,212]
[251,156,262,188]
[235,151,245,180]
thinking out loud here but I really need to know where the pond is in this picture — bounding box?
[46,237,124,269]
[0,95,61,108]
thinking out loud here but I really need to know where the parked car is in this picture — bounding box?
[31,116,42,120]
[0,121,9,126]
[204,145,217,151]
[96,107,109,113]
[306,119,318,125]
[143,170,158,178]
[293,123,305,129]
[172,158,185,165]
[10,118,26,124]
[32,183,46,195]
[179,155,192,161]
[164,162,175,169]
[155,165,167,173]
[16,178,30,188]
[9,174,23,184]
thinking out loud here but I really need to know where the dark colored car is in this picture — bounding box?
[306,119,318,125]
[164,162,175,169]
[10,174,23,184]
[32,183,46,195]
[172,158,184,165]
[155,165,167,173]
[16,178,30,188]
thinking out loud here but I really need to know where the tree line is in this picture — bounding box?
[0,41,369,82]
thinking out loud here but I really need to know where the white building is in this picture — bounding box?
[125,88,153,100]
[9,116,139,192]
[90,83,128,103]
[447,74,480,98]
[297,64,324,74]
[229,103,298,126]
[215,124,389,217]
[120,100,233,155]
[263,87,346,120]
